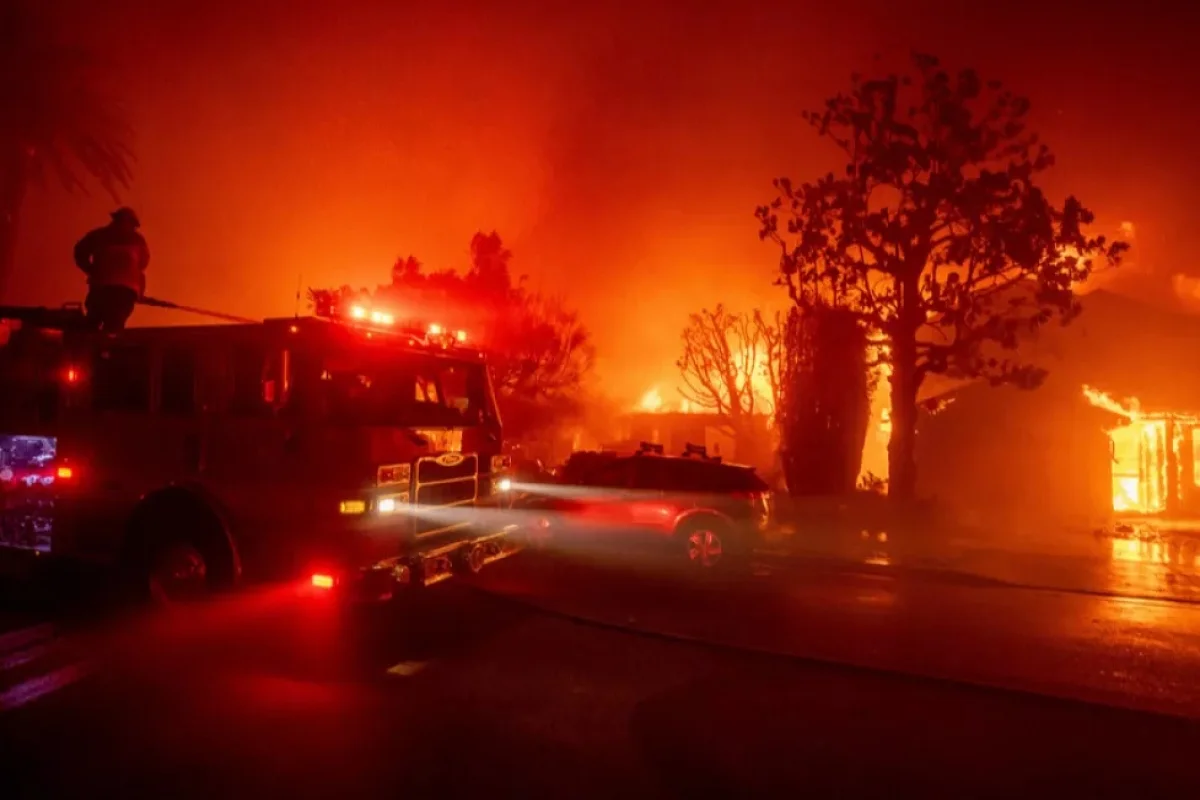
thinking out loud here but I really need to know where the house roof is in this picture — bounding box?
[915,289,1200,416]
[1028,289,1200,413]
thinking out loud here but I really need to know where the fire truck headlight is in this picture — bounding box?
[376,493,408,514]
[496,478,512,493]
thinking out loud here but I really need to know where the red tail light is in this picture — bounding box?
[311,573,335,589]
[55,466,74,480]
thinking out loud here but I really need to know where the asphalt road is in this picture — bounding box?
[3,549,1200,798]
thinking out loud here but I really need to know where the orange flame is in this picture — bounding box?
[1082,384,1139,421]
[636,386,697,414]
[638,387,665,413]
[1081,384,1200,515]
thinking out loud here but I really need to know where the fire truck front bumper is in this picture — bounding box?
[306,516,523,602]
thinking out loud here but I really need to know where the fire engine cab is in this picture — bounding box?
[0,300,516,602]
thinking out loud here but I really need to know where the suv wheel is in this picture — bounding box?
[677,518,743,573]
[686,527,725,568]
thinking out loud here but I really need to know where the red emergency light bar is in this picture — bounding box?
[320,303,471,349]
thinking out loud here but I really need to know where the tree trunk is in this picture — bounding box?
[886,338,920,501]
[0,155,30,303]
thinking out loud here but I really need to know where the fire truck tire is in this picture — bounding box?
[122,490,236,604]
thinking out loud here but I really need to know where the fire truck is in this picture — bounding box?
[0,300,517,602]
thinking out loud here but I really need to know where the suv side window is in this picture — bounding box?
[630,457,665,490]
[660,460,723,493]
[92,345,151,412]
[160,346,197,415]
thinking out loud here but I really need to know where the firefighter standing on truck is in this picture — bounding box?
[73,207,149,331]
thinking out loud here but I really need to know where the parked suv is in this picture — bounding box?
[522,444,772,571]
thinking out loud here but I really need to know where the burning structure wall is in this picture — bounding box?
[1084,386,1200,517]
[917,378,1115,531]
[917,290,1200,532]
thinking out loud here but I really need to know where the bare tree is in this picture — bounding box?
[676,305,781,439]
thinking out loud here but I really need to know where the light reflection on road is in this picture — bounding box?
[1104,534,1200,603]
[1111,536,1200,568]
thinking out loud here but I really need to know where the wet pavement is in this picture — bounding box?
[3,545,1200,796]
[475,549,1200,718]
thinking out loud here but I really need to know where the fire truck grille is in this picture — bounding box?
[413,453,478,517]
[415,478,477,508]
[416,454,478,485]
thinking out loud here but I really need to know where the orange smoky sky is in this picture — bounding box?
[13,0,1200,401]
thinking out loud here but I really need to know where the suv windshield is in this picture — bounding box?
[298,345,493,427]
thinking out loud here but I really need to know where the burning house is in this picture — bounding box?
[916,290,1200,531]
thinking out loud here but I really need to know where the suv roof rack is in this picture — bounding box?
[682,442,721,463]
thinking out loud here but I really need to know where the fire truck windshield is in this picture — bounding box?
[304,346,493,428]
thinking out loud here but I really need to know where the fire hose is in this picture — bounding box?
[137,295,258,324]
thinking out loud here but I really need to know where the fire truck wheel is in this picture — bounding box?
[147,541,209,605]
[124,493,235,605]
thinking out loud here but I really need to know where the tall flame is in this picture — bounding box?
[859,343,892,483]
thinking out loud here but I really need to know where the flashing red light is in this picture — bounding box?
[369,310,395,326]
[311,573,335,589]
[289,324,299,334]
[349,305,367,320]
[65,366,80,384]
[55,466,74,480]
[428,323,443,336]
[455,329,467,343]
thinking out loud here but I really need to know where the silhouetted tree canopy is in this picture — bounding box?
[757,53,1128,500]
[0,2,134,298]
[310,232,593,438]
